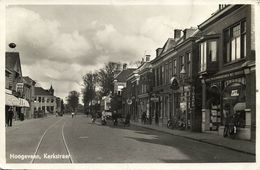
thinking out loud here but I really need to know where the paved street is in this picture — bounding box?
[6,114,255,163]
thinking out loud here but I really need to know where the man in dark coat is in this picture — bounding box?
[7,107,14,127]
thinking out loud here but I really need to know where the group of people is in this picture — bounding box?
[91,111,131,127]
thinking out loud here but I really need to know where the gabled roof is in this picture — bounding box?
[6,52,22,76]
[114,68,136,82]
[35,87,53,96]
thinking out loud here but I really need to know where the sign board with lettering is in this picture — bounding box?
[231,90,239,97]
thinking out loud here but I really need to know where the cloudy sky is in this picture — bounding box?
[6,3,218,103]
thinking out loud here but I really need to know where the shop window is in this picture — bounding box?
[224,20,246,63]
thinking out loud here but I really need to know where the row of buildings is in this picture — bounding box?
[5,50,63,122]
[114,5,255,141]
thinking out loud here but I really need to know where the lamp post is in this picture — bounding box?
[180,67,187,129]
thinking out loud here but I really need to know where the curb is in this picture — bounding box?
[131,123,255,156]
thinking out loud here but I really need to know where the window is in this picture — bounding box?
[180,56,185,71]
[38,97,41,102]
[209,41,217,62]
[200,42,207,71]
[173,60,177,75]
[169,61,172,80]
[186,52,191,77]
[51,98,54,103]
[154,69,157,86]
[161,66,164,85]
[165,63,168,84]
[224,20,246,63]
[42,97,45,103]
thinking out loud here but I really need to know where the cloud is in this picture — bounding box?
[5,6,184,102]
[6,7,91,65]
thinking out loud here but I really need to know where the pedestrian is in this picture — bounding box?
[141,112,146,124]
[7,107,14,127]
[124,113,131,127]
[71,112,75,118]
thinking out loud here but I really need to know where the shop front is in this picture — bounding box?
[202,75,251,140]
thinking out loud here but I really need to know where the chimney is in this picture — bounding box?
[174,29,182,39]
[145,55,151,62]
[141,58,145,64]
[123,63,127,70]
[183,28,196,40]
[156,48,163,57]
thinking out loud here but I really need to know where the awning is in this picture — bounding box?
[233,102,246,111]
[5,93,20,106]
[18,98,30,108]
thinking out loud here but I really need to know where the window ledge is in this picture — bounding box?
[223,58,246,67]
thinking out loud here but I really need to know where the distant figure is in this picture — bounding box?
[71,112,75,118]
[124,113,131,127]
[141,112,146,124]
[7,107,14,127]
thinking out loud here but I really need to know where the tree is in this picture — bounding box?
[66,91,80,112]
[82,72,98,113]
[97,62,121,96]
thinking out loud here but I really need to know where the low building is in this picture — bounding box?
[32,86,57,117]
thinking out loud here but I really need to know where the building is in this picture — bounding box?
[5,52,29,121]
[151,27,201,129]
[114,64,136,96]
[22,76,36,119]
[32,86,57,117]
[113,64,135,116]
[125,68,139,121]
[137,55,153,123]
[197,5,255,140]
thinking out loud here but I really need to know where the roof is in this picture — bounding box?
[6,52,22,75]
[23,76,36,85]
[161,38,176,54]
[114,68,136,82]
[35,87,53,96]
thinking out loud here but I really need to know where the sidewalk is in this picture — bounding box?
[5,114,56,130]
[131,121,255,155]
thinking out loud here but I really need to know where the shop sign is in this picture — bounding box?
[127,99,132,105]
[16,83,24,93]
[151,97,159,102]
[231,90,239,97]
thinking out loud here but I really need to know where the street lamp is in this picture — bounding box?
[180,67,187,129]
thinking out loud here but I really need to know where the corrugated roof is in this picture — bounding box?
[35,87,53,96]
[114,68,136,82]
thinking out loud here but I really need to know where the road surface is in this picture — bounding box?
[6,114,255,163]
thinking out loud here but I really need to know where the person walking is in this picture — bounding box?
[71,112,75,118]
[7,107,14,127]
